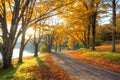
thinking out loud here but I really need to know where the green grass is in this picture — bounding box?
[0,54,48,80]
[0,63,21,80]
[79,48,120,63]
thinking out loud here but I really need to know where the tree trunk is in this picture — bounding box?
[2,51,13,69]
[18,29,26,63]
[91,25,96,50]
[91,13,97,51]
[1,36,14,69]
[87,24,90,48]
[34,45,38,57]
[112,30,116,52]
[112,0,116,52]
[84,31,87,48]
[1,18,14,69]
[58,44,61,52]
[48,45,51,53]
[2,57,12,69]
[83,44,87,48]
[18,46,25,63]
[55,43,57,52]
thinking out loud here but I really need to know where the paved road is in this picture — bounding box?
[52,52,120,80]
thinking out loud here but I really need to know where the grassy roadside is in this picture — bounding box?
[63,48,120,73]
[0,54,73,80]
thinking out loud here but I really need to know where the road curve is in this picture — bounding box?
[52,52,120,80]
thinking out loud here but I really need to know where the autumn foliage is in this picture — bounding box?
[63,49,120,73]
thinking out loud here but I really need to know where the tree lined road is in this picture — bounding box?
[52,52,120,80]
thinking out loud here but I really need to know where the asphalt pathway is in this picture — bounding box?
[52,52,120,80]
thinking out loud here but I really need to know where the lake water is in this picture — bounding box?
[0,42,55,62]
[0,48,34,62]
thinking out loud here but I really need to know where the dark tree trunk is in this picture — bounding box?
[112,0,116,52]
[91,13,97,51]
[112,30,116,52]
[55,43,57,52]
[84,31,87,48]
[58,44,61,52]
[3,56,13,69]
[18,46,25,63]
[91,25,96,50]
[82,40,87,48]
[48,45,52,53]
[1,17,14,69]
[87,24,90,48]
[34,44,39,57]
[47,42,53,53]
[2,50,13,69]
[83,44,87,48]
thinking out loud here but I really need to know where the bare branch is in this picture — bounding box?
[116,0,120,4]
[7,0,13,14]
[30,1,74,23]
[30,12,62,25]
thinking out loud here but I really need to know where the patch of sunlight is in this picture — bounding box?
[40,53,48,58]
[79,48,91,52]
[14,72,34,80]
[13,57,39,79]
[79,48,120,63]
